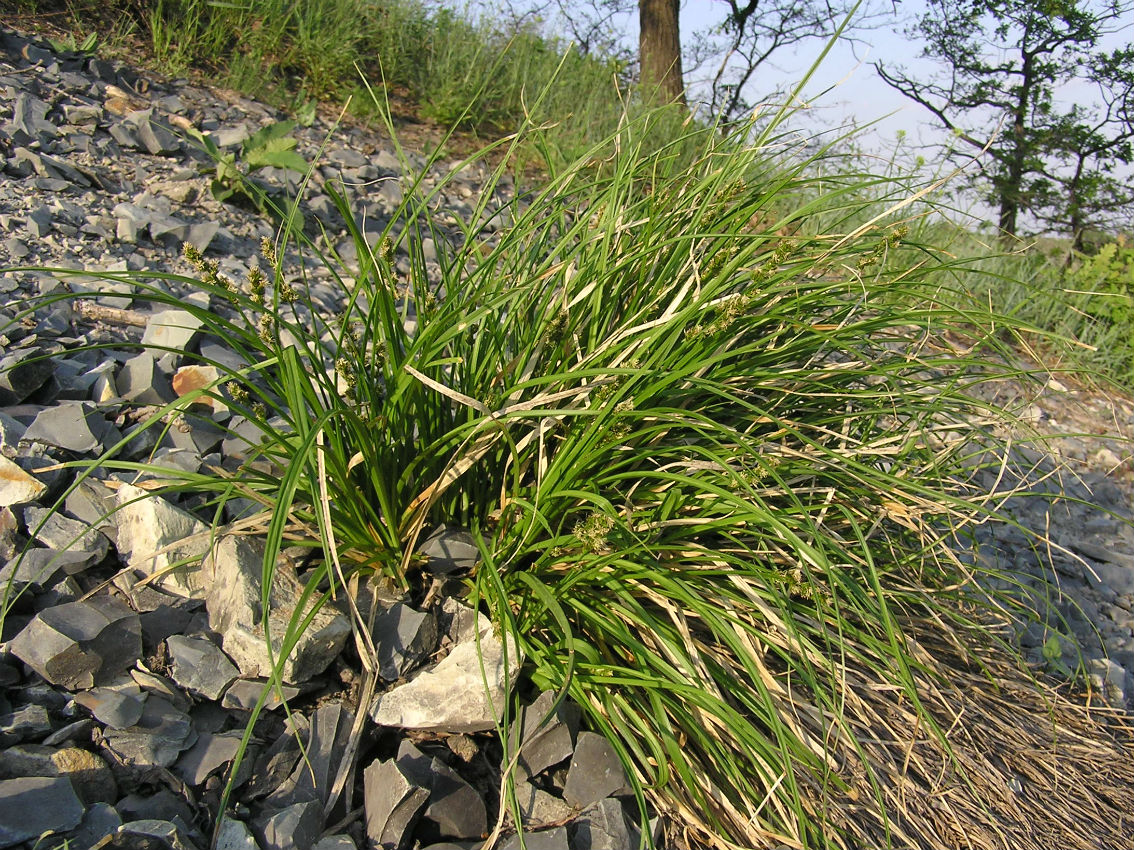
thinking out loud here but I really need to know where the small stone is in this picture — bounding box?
[562,733,630,809]
[0,743,117,805]
[128,109,181,156]
[23,401,119,454]
[419,524,479,574]
[371,602,438,681]
[0,704,52,745]
[166,635,239,700]
[115,482,211,598]
[395,741,486,839]
[264,702,355,809]
[256,800,323,850]
[515,783,575,828]
[371,603,520,733]
[74,682,147,729]
[0,347,56,404]
[63,803,123,850]
[117,351,176,405]
[569,798,633,850]
[312,838,356,850]
[172,364,225,411]
[0,776,84,846]
[216,816,260,850]
[511,691,577,779]
[110,818,200,850]
[142,309,204,353]
[498,826,570,850]
[174,730,243,786]
[9,595,142,690]
[0,454,47,506]
[103,695,196,768]
[23,504,109,560]
[205,534,351,683]
[221,678,301,711]
[363,756,429,850]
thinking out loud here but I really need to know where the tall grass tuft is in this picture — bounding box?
[4,105,1038,847]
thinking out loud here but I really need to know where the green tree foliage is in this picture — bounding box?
[875,0,1134,242]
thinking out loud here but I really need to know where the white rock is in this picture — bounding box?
[114,482,211,598]
[371,603,521,733]
[205,534,351,684]
[0,455,46,506]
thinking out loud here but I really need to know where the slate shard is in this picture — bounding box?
[363,756,429,850]
[9,595,142,690]
[562,732,631,810]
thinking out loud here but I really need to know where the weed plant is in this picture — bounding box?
[0,97,1046,847]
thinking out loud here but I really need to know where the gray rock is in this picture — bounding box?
[118,351,176,405]
[0,454,47,506]
[9,595,142,690]
[514,783,574,828]
[205,534,350,683]
[363,756,429,850]
[512,690,577,779]
[110,818,201,850]
[419,524,479,574]
[1088,657,1129,710]
[371,603,521,733]
[216,816,261,850]
[312,838,356,850]
[103,695,196,767]
[498,827,570,850]
[142,309,204,353]
[174,730,244,786]
[569,799,633,850]
[23,504,109,560]
[0,347,55,404]
[0,776,84,847]
[0,743,117,805]
[62,802,123,850]
[115,482,211,598]
[372,602,438,681]
[74,681,147,728]
[64,477,119,545]
[27,205,53,238]
[166,634,239,700]
[23,401,119,454]
[395,741,486,840]
[128,109,181,156]
[221,677,301,711]
[0,704,51,745]
[10,93,55,143]
[562,733,630,809]
[264,701,355,809]
[256,800,323,850]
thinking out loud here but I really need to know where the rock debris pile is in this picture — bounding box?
[1,24,1134,850]
[0,27,636,850]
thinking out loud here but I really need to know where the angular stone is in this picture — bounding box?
[0,704,51,745]
[11,93,55,142]
[418,525,479,575]
[166,635,239,700]
[64,477,119,545]
[371,604,521,733]
[363,756,429,850]
[562,733,630,809]
[9,595,142,690]
[174,730,244,786]
[0,776,84,846]
[216,816,260,850]
[0,348,54,404]
[115,482,211,598]
[205,534,350,683]
[265,701,354,809]
[514,783,574,828]
[62,802,123,850]
[23,504,109,560]
[172,364,226,412]
[129,109,181,156]
[110,818,200,850]
[395,741,486,840]
[142,309,204,353]
[498,827,570,850]
[0,743,117,805]
[103,695,196,768]
[569,799,633,850]
[0,454,47,506]
[74,681,147,729]
[371,602,438,681]
[118,351,176,405]
[511,691,577,779]
[257,800,323,850]
[312,838,356,850]
[221,678,301,711]
[23,401,119,454]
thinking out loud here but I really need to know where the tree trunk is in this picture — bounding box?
[639,0,685,106]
